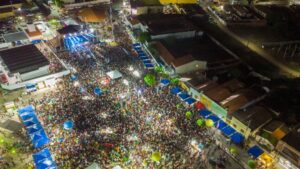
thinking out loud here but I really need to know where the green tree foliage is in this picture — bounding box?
[144,74,156,86]
[138,32,151,43]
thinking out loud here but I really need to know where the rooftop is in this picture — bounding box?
[130,0,162,8]
[138,14,197,35]
[0,0,22,6]
[3,31,28,43]
[0,44,49,74]
[282,128,300,152]
[234,106,273,130]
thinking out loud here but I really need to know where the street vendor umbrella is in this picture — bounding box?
[205,119,214,127]
[195,102,205,110]
[196,119,204,126]
[94,87,102,96]
[185,111,192,119]
[63,120,74,130]
[151,152,161,162]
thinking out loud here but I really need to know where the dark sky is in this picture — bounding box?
[0,0,22,6]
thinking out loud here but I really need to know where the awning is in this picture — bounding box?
[133,43,141,47]
[216,120,227,129]
[195,101,205,110]
[145,63,154,69]
[160,79,170,86]
[171,87,182,94]
[230,132,244,144]
[179,92,190,100]
[185,98,196,105]
[139,56,149,60]
[199,109,212,118]
[143,60,152,64]
[221,125,236,137]
[248,145,264,159]
[33,148,57,169]
[207,115,220,123]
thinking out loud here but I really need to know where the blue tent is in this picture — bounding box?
[94,87,102,96]
[248,145,264,159]
[207,115,220,123]
[63,120,74,130]
[216,120,227,129]
[185,98,196,105]
[171,87,182,94]
[143,60,152,64]
[139,56,149,60]
[19,111,36,121]
[145,63,154,69]
[231,132,245,144]
[18,105,35,114]
[26,83,37,92]
[137,51,145,55]
[160,79,170,86]
[27,124,43,134]
[23,116,40,127]
[199,109,212,118]
[33,148,57,169]
[70,74,78,81]
[179,92,190,100]
[221,126,236,137]
[30,130,50,149]
[132,43,141,47]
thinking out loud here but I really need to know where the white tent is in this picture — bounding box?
[106,70,122,80]
[85,163,100,169]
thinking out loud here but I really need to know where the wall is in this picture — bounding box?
[276,141,300,168]
[20,65,49,81]
[175,60,206,74]
[230,116,251,138]
[151,30,198,40]
[199,93,228,118]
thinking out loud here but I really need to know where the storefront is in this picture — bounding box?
[278,157,299,169]
[199,93,227,119]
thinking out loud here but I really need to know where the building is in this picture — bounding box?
[129,0,163,15]
[62,0,110,10]
[230,106,273,138]
[137,14,200,40]
[276,127,300,169]
[0,0,22,19]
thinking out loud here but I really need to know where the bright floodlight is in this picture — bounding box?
[90,28,95,33]
[123,79,129,86]
[73,81,80,87]
[133,70,140,77]
[18,8,21,11]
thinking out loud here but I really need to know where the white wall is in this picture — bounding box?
[175,60,206,74]
[20,65,49,81]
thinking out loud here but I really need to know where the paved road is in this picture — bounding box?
[204,5,300,78]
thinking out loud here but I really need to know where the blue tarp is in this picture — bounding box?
[33,148,57,169]
[199,109,212,118]
[70,74,78,81]
[216,120,228,129]
[248,145,264,158]
[63,120,74,130]
[221,125,236,137]
[231,132,245,144]
[179,92,190,100]
[145,63,154,69]
[185,98,196,105]
[18,105,49,149]
[171,87,182,94]
[143,60,152,64]
[160,79,170,86]
[94,87,102,95]
[207,115,220,123]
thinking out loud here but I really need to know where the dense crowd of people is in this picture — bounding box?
[25,29,219,169]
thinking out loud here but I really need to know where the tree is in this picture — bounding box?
[144,74,156,86]
[138,32,151,43]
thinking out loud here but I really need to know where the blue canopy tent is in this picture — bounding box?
[19,111,36,121]
[23,116,40,128]
[18,105,35,114]
[29,130,50,149]
[248,145,264,159]
[207,115,220,124]
[171,87,182,94]
[143,60,152,64]
[221,125,236,137]
[179,92,190,100]
[94,87,102,96]
[139,55,149,60]
[137,51,145,55]
[216,120,228,129]
[26,83,37,92]
[33,148,57,169]
[185,98,196,105]
[27,124,43,134]
[160,79,170,86]
[70,74,78,81]
[132,43,141,47]
[230,132,245,144]
[63,120,74,130]
[145,63,154,69]
[199,109,212,118]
